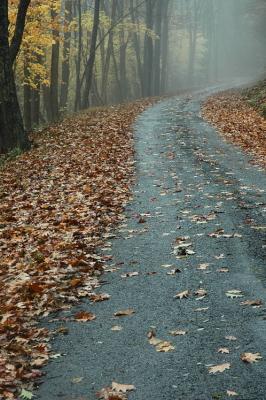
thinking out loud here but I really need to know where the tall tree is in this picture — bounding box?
[0,0,31,153]
[82,0,101,109]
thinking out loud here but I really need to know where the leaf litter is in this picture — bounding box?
[0,99,154,397]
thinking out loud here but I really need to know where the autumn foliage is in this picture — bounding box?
[202,90,266,167]
[0,99,153,398]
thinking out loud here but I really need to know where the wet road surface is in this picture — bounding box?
[36,89,266,400]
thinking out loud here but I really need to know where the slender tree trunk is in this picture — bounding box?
[60,0,72,111]
[50,7,60,121]
[143,0,156,97]
[153,0,163,95]
[160,0,170,93]
[23,56,32,131]
[0,0,30,153]
[75,0,82,111]
[82,0,101,109]
[130,0,143,97]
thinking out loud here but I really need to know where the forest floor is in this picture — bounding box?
[1,85,266,400]
[202,80,266,167]
[0,99,154,400]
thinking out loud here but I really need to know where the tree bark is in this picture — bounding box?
[50,7,60,121]
[0,0,30,153]
[60,0,72,111]
[82,0,101,109]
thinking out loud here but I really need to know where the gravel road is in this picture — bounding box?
[36,88,266,400]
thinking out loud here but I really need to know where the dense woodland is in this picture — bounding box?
[0,0,265,154]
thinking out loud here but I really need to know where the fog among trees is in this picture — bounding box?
[0,0,265,153]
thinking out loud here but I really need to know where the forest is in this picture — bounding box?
[0,1,266,400]
[0,0,265,153]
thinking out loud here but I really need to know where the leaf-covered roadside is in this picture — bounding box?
[0,99,153,399]
[202,87,266,167]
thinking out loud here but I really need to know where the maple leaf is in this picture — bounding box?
[240,352,262,363]
[174,290,190,299]
[208,363,231,374]
[74,311,96,322]
[197,263,209,270]
[114,309,135,317]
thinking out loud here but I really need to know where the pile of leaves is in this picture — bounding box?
[0,99,153,399]
[241,79,266,117]
[202,88,266,167]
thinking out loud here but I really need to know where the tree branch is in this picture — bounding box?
[10,0,31,65]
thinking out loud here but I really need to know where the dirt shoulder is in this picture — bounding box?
[202,81,266,168]
[0,99,153,399]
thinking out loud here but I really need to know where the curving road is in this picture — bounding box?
[36,89,266,400]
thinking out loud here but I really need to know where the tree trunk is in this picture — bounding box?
[60,0,72,111]
[74,0,82,111]
[82,0,101,109]
[160,0,170,93]
[153,0,163,96]
[50,7,60,121]
[0,0,30,153]
[143,0,156,97]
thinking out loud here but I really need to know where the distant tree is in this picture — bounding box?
[0,0,31,153]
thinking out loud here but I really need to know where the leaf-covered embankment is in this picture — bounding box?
[202,82,266,167]
[0,99,153,398]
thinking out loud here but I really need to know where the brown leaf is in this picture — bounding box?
[218,347,230,354]
[121,272,139,278]
[208,363,231,374]
[74,311,96,322]
[240,352,262,363]
[114,309,135,317]
[174,290,190,299]
[155,341,175,352]
[89,293,111,302]
[240,299,262,307]
[169,330,187,336]
[111,382,135,393]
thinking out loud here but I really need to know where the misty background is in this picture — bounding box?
[6,0,266,132]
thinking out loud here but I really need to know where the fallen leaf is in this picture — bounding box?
[114,309,135,317]
[240,352,262,363]
[240,299,262,307]
[227,390,238,397]
[111,325,123,331]
[121,272,139,278]
[169,330,187,336]
[156,341,175,352]
[218,348,230,354]
[194,307,209,312]
[225,335,237,341]
[208,363,231,374]
[72,377,84,384]
[218,268,229,273]
[194,288,207,297]
[174,290,190,299]
[20,389,33,400]
[197,263,209,270]
[226,290,243,299]
[89,293,111,302]
[74,311,96,322]
[167,268,181,275]
[112,382,136,393]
